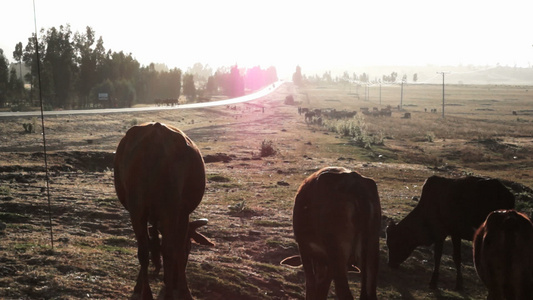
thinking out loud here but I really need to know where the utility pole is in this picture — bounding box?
[437,72,449,118]
[379,82,382,105]
[400,80,405,110]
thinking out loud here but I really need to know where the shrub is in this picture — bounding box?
[284,95,295,105]
[260,140,276,157]
[323,115,381,149]
[426,132,435,142]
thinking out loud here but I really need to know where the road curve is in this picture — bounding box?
[0,80,286,119]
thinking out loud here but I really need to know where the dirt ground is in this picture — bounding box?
[1,82,532,299]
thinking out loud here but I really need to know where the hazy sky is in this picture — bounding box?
[1,0,531,78]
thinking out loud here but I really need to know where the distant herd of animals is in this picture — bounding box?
[155,98,180,106]
[113,122,533,300]
[297,106,434,124]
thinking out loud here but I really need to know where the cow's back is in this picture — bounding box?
[474,210,533,299]
[114,122,205,215]
[418,176,514,240]
[291,167,381,299]
[293,167,380,245]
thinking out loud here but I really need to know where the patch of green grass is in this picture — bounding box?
[0,212,29,223]
[253,220,290,227]
[94,197,118,207]
[208,174,231,182]
[97,244,133,255]
[516,192,533,217]
[253,262,284,274]
[265,239,297,250]
[104,237,135,247]
[7,223,39,231]
[13,242,46,253]
[0,186,10,196]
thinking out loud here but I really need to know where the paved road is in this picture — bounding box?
[0,80,285,119]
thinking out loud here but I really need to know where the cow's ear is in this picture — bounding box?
[190,231,215,246]
[280,255,302,268]
[190,218,209,229]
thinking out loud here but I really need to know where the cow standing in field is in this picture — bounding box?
[114,122,209,300]
[473,210,533,300]
[281,167,381,300]
[386,176,515,290]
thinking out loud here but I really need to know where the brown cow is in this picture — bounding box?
[281,167,381,300]
[386,176,515,290]
[114,122,209,300]
[473,209,533,300]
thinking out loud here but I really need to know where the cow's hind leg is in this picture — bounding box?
[360,230,379,300]
[132,215,153,300]
[175,213,193,300]
[429,238,444,289]
[148,224,161,276]
[332,273,353,300]
[328,250,353,299]
[451,236,463,290]
[314,268,332,300]
[301,253,331,300]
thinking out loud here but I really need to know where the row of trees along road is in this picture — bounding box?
[0,25,278,110]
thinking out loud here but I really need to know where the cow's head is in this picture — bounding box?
[386,220,418,268]
[149,218,214,276]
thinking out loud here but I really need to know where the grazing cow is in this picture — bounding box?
[386,176,515,290]
[281,167,381,300]
[114,122,208,300]
[305,111,316,123]
[473,210,533,300]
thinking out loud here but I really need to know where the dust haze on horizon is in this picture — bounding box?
[1,0,531,79]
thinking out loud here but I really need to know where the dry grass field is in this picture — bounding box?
[0,82,532,299]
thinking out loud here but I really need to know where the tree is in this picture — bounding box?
[413,73,418,82]
[391,72,398,82]
[245,66,263,91]
[187,62,212,87]
[74,26,98,108]
[13,42,23,84]
[182,73,196,101]
[292,65,303,86]
[8,67,24,101]
[265,66,278,84]
[206,75,216,95]
[322,71,332,83]
[22,34,39,103]
[114,79,136,107]
[90,79,114,107]
[359,72,369,83]
[38,25,78,108]
[229,65,244,98]
[0,49,9,106]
